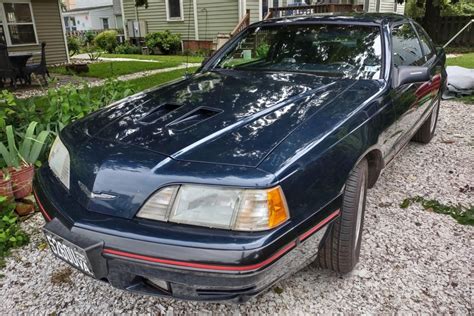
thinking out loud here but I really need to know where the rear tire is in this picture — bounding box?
[317,158,368,273]
[412,98,440,144]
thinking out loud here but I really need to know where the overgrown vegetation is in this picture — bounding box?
[400,196,474,225]
[145,30,182,55]
[0,197,29,267]
[94,30,119,53]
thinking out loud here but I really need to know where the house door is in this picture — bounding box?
[262,0,281,19]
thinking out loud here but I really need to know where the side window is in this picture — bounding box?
[391,23,424,67]
[414,23,436,60]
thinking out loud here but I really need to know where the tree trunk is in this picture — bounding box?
[422,0,441,40]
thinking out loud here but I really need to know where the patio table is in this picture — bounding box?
[8,51,40,84]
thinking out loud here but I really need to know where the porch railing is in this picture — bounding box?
[265,4,364,19]
[230,9,251,37]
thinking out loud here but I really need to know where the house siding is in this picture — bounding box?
[123,0,196,40]
[197,0,238,40]
[7,0,68,65]
[246,0,260,23]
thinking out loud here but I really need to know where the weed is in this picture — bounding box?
[400,196,473,225]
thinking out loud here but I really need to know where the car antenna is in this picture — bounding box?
[184,0,193,79]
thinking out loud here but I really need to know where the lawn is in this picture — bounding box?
[446,52,474,68]
[102,54,205,64]
[50,60,185,78]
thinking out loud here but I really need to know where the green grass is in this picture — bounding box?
[102,54,205,64]
[446,52,474,69]
[20,67,198,108]
[50,60,185,78]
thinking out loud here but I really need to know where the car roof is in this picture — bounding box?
[259,13,409,26]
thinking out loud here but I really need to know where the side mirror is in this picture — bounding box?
[394,66,431,88]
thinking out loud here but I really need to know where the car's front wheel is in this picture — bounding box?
[317,158,368,273]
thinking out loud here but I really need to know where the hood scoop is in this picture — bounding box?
[167,107,222,131]
[140,103,182,125]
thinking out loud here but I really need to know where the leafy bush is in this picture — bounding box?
[1,79,134,165]
[145,30,181,55]
[67,36,81,56]
[94,30,118,53]
[256,43,270,59]
[84,30,96,45]
[0,196,29,266]
[114,43,142,55]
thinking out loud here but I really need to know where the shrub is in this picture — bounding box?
[145,30,181,55]
[114,43,142,55]
[67,36,81,56]
[84,30,96,45]
[94,30,118,53]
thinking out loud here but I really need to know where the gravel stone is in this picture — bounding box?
[0,100,472,314]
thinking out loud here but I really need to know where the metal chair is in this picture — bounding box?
[24,42,50,85]
[0,44,19,88]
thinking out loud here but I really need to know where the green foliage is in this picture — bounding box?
[400,196,474,225]
[43,79,134,134]
[94,30,119,53]
[256,43,270,59]
[145,30,181,55]
[0,196,29,260]
[66,36,82,57]
[84,31,96,45]
[114,43,142,55]
[404,0,474,17]
[0,122,50,168]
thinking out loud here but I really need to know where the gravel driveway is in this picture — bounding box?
[1,100,472,314]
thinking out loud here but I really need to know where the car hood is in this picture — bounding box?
[71,70,358,167]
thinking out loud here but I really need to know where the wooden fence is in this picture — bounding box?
[418,16,474,46]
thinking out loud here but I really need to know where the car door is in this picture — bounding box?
[387,22,432,160]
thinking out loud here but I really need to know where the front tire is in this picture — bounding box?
[412,98,440,144]
[317,158,368,273]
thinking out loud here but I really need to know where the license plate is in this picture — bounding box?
[45,231,94,276]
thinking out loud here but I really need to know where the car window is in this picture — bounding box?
[414,23,436,60]
[391,23,424,67]
[214,24,383,80]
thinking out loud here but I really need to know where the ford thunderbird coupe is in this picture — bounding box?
[35,14,446,302]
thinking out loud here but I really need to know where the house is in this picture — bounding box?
[62,0,123,31]
[0,0,69,65]
[121,0,405,50]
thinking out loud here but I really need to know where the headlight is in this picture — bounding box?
[48,136,70,189]
[137,185,289,231]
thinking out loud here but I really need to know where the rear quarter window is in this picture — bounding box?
[391,23,424,67]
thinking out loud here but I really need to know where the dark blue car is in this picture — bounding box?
[35,14,446,302]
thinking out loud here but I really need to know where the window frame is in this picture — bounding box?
[165,0,184,22]
[411,21,436,62]
[0,0,39,47]
[390,21,425,68]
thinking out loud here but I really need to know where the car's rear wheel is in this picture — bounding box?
[317,158,368,273]
[412,97,440,144]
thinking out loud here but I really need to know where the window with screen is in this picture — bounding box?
[1,2,37,45]
[391,23,424,67]
[167,0,182,20]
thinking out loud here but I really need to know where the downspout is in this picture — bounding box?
[193,0,199,40]
[58,0,70,63]
[120,0,127,40]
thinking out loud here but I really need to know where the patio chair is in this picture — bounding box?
[0,44,19,89]
[24,42,50,85]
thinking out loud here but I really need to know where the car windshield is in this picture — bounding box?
[214,23,383,80]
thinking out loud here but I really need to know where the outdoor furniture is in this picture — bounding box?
[0,44,20,88]
[24,42,49,85]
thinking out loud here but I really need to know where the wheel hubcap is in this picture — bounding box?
[354,176,366,247]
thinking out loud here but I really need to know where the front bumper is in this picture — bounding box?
[34,169,341,303]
